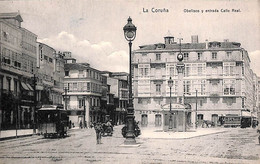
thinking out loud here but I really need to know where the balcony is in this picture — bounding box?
[206,74,223,80]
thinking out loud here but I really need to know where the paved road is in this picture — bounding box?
[0,126,259,164]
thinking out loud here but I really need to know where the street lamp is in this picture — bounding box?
[168,77,173,130]
[123,17,137,145]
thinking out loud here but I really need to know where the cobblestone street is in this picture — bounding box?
[0,126,259,164]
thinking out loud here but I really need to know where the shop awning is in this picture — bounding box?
[241,110,251,117]
[26,83,34,91]
[21,82,30,90]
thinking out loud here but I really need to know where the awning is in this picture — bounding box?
[21,82,30,90]
[26,83,34,91]
[241,110,251,117]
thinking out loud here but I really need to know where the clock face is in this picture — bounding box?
[177,53,183,61]
[126,31,134,39]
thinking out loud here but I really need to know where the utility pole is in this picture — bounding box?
[195,89,198,129]
[33,74,37,134]
[64,88,68,110]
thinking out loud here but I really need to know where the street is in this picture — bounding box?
[0,126,259,164]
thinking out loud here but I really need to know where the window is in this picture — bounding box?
[223,62,235,76]
[44,55,48,60]
[242,98,245,108]
[212,52,217,59]
[65,71,69,76]
[169,67,174,76]
[197,52,202,60]
[87,82,90,91]
[73,83,77,91]
[184,66,190,77]
[138,98,142,104]
[223,80,235,95]
[78,99,85,108]
[198,66,202,75]
[7,77,11,91]
[226,52,231,58]
[14,80,18,95]
[156,54,161,60]
[139,68,149,77]
[199,100,203,106]
[184,81,191,95]
[156,84,161,94]
[49,58,53,63]
[184,53,189,61]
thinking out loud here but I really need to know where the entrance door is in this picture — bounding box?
[197,114,204,127]
[212,114,218,127]
[155,114,162,126]
[141,114,148,127]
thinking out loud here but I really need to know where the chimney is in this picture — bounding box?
[224,39,229,42]
[191,35,199,43]
[205,39,208,49]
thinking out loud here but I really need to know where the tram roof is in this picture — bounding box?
[39,105,64,111]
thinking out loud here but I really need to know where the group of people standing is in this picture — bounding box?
[92,120,114,144]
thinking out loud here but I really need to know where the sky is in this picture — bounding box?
[0,0,259,76]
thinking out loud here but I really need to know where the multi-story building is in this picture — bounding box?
[132,34,257,129]
[101,71,128,125]
[36,43,64,106]
[63,54,105,127]
[52,51,65,105]
[0,12,37,129]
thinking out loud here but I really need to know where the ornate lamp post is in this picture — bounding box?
[168,77,173,130]
[123,17,137,145]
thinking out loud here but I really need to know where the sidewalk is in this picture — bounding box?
[0,129,34,141]
[0,127,85,141]
[139,127,228,139]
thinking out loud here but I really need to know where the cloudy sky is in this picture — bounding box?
[0,0,259,75]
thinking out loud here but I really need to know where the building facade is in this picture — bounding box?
[63,54,106,127]
[0,12,37,129]
[101,72,128,125]
[132,34,257,129]
[36,43,64,106]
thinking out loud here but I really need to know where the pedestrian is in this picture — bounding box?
[80,120,82,129]
[69,120,72,129]
[94,122,103,144]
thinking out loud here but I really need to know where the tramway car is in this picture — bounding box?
[223,114,241,128]
[38,105,69,138]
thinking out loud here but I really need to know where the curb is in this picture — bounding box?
[139,130,228,140]
[0,134,35,141]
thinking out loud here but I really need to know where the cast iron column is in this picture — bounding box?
[123,17,137,145]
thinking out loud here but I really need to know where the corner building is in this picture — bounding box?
[132,35,256,128]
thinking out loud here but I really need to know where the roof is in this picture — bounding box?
[136,41,241,51]
[64,63,89,71]
[0,12,23,22]
[64,63,103,73]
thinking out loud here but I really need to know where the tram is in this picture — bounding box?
[223,114,241,128]
[38,105,69,138]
